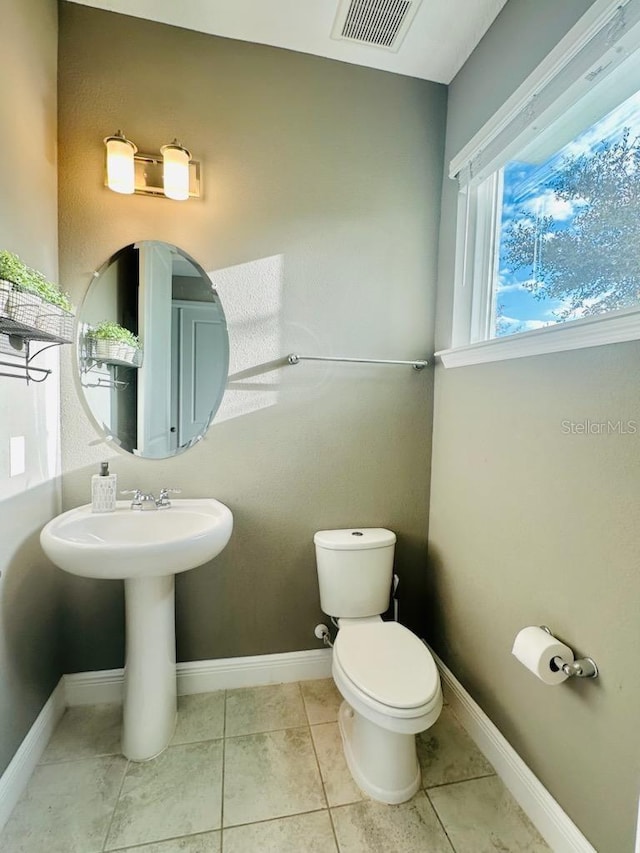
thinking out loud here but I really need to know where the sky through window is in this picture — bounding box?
[495,89,640,337]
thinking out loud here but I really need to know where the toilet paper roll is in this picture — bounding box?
[512,626,574,685]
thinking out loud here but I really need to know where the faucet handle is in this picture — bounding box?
[157,487,181,508]
[121,489,156,510]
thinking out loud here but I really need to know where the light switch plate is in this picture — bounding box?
[10,436,25,477]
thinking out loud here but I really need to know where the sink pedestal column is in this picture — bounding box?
[122,575,177,761]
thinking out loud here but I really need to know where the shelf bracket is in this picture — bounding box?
[0,340,55,383]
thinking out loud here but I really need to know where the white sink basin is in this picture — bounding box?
[40,499,233,579]
[40,497,233,762]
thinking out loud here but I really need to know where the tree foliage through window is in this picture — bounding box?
[503,129,640,319]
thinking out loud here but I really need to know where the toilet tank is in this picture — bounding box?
[314,528,396,618]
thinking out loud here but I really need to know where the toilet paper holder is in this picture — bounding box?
[540,626,599,678]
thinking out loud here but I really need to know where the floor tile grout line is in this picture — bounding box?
[39,724,236,766]
[423,770,497,792]
[222,805,329,831]
[105,827,221,852]
[324,791,342,849]
[176,722,311,749]
[101,758,130,853]
[424,788,458,853]
[305,684,343,853]
[220,688,227,852]
[38,750,124,767]
[224,721,312,741]
[308,712,332,812]
[300,679,315,729]
[168,735,224,748]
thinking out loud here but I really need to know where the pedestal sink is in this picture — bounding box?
[40,499,233,761]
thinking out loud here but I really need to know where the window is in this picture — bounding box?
[438,0,640,367]
[497,90,640,337]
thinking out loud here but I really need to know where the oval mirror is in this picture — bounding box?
[77,241,229,458]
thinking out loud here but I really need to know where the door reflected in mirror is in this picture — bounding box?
[78,241,229,458]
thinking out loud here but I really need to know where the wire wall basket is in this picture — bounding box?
[0,279,75,343]
[86,338,143,368]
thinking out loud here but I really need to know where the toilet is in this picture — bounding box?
[314,528,442,805]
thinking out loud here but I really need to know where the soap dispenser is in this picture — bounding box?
[91,461,117,513]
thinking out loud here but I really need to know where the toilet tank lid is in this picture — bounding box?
[314,528,396,551]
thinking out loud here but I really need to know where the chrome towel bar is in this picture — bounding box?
[287,354,428,370]
[0,357,51,382]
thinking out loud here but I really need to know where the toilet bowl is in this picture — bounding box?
[314,528,443,804]
[332,618,442,803]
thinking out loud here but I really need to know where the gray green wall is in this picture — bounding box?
[430,2,639,851]
[58,5,446,673]
[0,0,61,776]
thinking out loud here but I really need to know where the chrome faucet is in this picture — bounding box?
[121,489,158,510]
[156,488,181,508]
[121,488,182,510]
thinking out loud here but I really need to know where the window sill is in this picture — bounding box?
[435,306,640,368]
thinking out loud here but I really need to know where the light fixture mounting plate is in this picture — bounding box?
[104,152,202,199]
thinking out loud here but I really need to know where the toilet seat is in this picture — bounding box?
[333,621,440,713]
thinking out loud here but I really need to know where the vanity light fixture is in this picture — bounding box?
[160,140,191,201]
[104,132,201,200]
[104,131,137,195]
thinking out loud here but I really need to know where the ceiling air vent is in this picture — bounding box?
[331,0,422,52]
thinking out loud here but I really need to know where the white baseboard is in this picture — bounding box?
[65,648,333,706]
[0,679,66,834]
[430,647,596,853]
[64,667,125,706]
[177,648,333,695]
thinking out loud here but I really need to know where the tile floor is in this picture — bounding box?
[0,679,550,852]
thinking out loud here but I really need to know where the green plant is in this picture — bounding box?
[87,321,139,348]
[35,280,73,312]
[0,250,73,312]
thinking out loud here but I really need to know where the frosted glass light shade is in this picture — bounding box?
[161,141,191,201]
[104,132,137,195]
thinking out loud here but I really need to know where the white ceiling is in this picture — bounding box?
[67,0,508,84]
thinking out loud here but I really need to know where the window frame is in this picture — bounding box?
[437,0,640,368]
